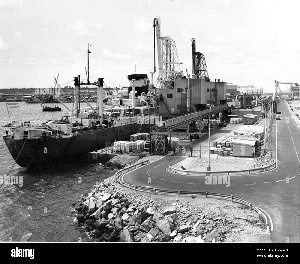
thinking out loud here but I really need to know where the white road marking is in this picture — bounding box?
[245,182,256,186]
[276,179,285,183]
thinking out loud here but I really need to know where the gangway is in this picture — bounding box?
[158,104,228,131]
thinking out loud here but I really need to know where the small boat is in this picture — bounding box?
[42,105,62,112]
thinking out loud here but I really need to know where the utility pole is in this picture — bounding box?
[207,105,211,172]
[275,115,278,168]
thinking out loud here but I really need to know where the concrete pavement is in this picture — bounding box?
[122,100,300,242]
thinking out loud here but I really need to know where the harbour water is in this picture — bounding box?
[0,102,114,242]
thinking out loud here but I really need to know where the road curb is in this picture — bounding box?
[113,160,273,234]
[168,159,276,176]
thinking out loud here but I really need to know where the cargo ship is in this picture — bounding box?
[2,74,158,167]
[2,44,160,167]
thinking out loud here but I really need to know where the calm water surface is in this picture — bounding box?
[0,102,113,242]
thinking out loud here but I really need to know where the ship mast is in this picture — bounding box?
[87,43,91,85]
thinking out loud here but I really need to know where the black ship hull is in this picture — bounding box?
[3,123,151,167]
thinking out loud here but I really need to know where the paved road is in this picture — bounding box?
[123,100,300,243]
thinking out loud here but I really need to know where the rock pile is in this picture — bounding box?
[72,180,260,242]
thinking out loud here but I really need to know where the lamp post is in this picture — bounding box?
[207,104,211,172]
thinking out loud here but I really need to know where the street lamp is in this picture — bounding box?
[207,104,212,172]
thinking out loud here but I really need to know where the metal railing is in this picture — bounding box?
[113,158,272,232]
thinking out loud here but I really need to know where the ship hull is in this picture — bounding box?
[3,123,151,167]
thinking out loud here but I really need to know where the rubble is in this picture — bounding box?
[72,179,268,242]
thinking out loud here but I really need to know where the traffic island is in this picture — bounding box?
[72,172,271,243]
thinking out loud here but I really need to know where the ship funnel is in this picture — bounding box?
[97,78,104,124]
[131,79,136,108]
[74,76,80,118]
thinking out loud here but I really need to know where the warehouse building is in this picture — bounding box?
[158,78,227,117]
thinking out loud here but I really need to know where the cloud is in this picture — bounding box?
[0,38,8,50]
[92,23,104,31]
[25,57,35,66]
[68,21,104,36]
[14,32,23,38]
[72,21,90,36]
[102,48,131,61]
[134,16,151,35]
[133,42,152,55]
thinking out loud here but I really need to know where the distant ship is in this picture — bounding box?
[26,94,60,104]
[42,105,62,112]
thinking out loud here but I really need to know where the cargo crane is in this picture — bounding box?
[153,17,183,89]
[191,38,209,81]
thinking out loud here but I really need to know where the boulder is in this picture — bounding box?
[156,219,171,235]
[95,199,103,208]
[141,217,152,232]
[153,212,164,223]
[146,207,156,215]
[127,216,137,226]
[141,233,154,242]
[111,198,119,206]
[148,227,160,238]
[170,230,177,238]
[173,234,182,242]
[134,211,148,224]
[111,207,119,215]
[192,220,201,233]
[99,232,111,242]
[108,213,114,219]
[101,193,111,202]
[76,214,85,224]
[90,208,101,220]
[88,198,96,214]
[178,224,190,233]
[100,210,108,219]
[122,213,130,221]
[182,236,196,243]
[162,206,177,215]
[160,234,171,242]
[194,236,205,243]
[127,206,136,213]
[93,219,109,229]
[103,200,112,211]
[113,217,123,230]
[119,228,133,242]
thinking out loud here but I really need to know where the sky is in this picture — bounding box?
[0,0,299,93]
